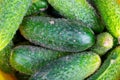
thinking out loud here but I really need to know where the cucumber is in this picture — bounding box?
[88,46,120,80]
[91,32,113,56]
[26,0,48,16]
[0,0,32,51]
[30,51,101,80]
[92,0,120,41]
[0,41,14,73]
[48,0,104,33]
[10,45,67,75]
[20,16,95,52]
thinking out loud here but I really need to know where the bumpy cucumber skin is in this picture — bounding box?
[0,0,32,51]
[88,46,120,80]
[48,0,104,33]
[30,51,101,80]
[26,0,48,16]
[10,45,67,75]
[91,32,113,56]
[20,16,95,52]
[0,41,14,73]
[92,0,120,38]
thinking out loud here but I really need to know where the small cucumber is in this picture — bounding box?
[0,41,14,73]
[30,51,101,80]
[20,16,95,52]
[91,32,113,56]
[48,0,104,33]
[0,0,32,51]
[26,0,48,16]
[10,45,67,75]
[88,46,120,80]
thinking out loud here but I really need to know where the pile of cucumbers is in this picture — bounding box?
[0,0,120,80]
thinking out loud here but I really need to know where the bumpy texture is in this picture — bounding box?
[0,41,13,73]
[88,46,120,80]
[26,0,48,16]
[30,51,101,80]
[93,0,120,39]
[0,0,32,51]
[10,45,67,75]
[91,32,113,56]
[48,0,104,33]
[20,16,95,52]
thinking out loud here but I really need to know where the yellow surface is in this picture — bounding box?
[0,70,16,80]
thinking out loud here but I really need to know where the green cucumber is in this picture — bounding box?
[30,51,101,80]
[10,45,67,75]
[20,16,95,52]
[48,0,104,33]
[92,0,120,41]
[0,0,32,51]
[91,32,113,56]
[88,46,120,80]
[26,0,48,16]
[0,41,14,73]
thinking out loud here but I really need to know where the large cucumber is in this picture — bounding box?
[20,16,95,52]
[10,45,67,75]
[30,51,101,80]
[48,0,104,33]
[0,0,32,51]
[92,0,120,41]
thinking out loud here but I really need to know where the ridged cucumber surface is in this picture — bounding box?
[0,41,14,73]
[88,46,120,80]
[30,51,101,80]
[92,0,120,39]
[26,0,48,16]
[91,32,113,56]
[10,45,67,75]
[20,16,95,52]
[0,0,32,51]
[48,0,104,33]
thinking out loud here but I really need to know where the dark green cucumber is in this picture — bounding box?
[48,0,104,33]
[91,32,113,56]
[20,16,95,52]
[10,45,67,75]
[92,0,120,40]
[88,46,120,80]
[0,41,14,73]
[30,51,101,80]
[0,0,32,51]
[26,0,48,16]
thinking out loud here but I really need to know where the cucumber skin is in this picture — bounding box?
[91,32,113,56]
[92,0,120,38]
[48,0,104,33]
[20,16,95,52]
[0,0,32,51]
[0,41,14,73]
[26,0,48,16]
[10,45,67,75]
[88,46,120,80]
[30,51,101,80]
